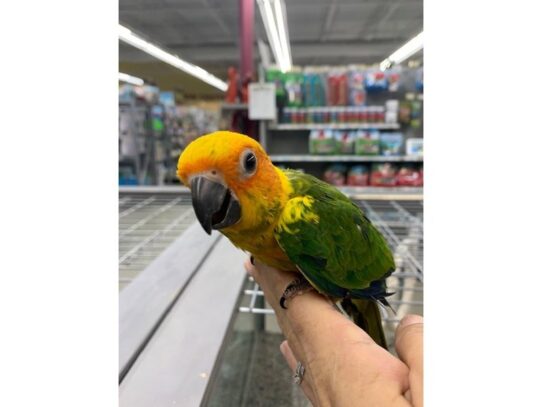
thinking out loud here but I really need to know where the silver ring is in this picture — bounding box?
[293,361,305,385]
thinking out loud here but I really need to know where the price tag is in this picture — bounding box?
[248,83,276,120]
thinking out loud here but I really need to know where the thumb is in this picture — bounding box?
[395,314,423,406]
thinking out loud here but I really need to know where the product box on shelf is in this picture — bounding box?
[327,70,349,106]
[354,130,380,155]
[303,70,327,107]
[380,132,404,156]
[265,67,287,107]
[385,99,399,124]
[399,100,412,124]
[406,138,423,156]
[334,131,356,154]
[309,130,337,154]
[284,71,304,107]
[364,69,388,92]
[347,165,370,186]
[370,163,398,186]
[386,68,402,92]
[324,164,347,186]
[409,100,422,128]
[396,164,423,186]
[348,68,366,106]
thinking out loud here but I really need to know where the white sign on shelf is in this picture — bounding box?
[248,83,276,120]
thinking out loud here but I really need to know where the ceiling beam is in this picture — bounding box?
[319,1,338,41]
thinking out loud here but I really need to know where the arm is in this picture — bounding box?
[244,258,423,407]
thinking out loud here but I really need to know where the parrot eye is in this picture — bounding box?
[240,149,257,177]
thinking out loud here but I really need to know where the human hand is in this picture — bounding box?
[244,257,423,407]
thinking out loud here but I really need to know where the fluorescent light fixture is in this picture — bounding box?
[273,0,291,71]
[380,31,423,70]
[118,24,227,92]
[119,72,144,86]
[257,0,292,72]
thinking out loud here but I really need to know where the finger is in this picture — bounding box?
[279,340,317,405]
[243,257,256,277]
[395,314,423,407]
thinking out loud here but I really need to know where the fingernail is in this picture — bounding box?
[400,314,423,328]
[279,340,288,357]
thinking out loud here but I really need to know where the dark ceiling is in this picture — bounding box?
[119,0,423,98]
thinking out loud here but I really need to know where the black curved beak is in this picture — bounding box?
[190,176,241,235]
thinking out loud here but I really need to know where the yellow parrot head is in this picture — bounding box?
[177,131,285,235]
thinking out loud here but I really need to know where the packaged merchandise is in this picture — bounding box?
[284,71,304,107]
[399,100,412,124]
[142,85,160,104]
[327,70,348,106]
[364,69,388,92]
[303,70,327,107]
[380,132,404,156]
[334,131,356,154]
[282,107,293,123]
[159,91,176,107]
[415,68,423,92]
[410,100,422,128]
[348,68,366,106]
[386,68,402,92]
[354,130,380,155]
[406,138,424,156]
[324,164,347,186]
[347,165,370,186]
[309,130,337,154]
[396,164,423,186]
[385,100,399,123]
[385,99,399,111]
[370,163,398,186]
[266,67,287,108]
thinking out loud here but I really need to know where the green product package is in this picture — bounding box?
[309,130,337,154]
[284,71,304,107]
[354,130,380,155]
[266,68,286,99]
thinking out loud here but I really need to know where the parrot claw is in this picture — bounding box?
[280,277,314,310]
[250,255,255,265]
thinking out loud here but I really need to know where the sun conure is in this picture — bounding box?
[177,131,395,348]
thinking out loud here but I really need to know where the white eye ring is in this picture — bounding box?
[239,149,257,177]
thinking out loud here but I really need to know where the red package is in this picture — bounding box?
[346,165,369,186]
[396,165,423,186]
[369,163,397,186]
[324,165,347,186]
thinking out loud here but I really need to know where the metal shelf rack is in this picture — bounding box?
[270,154,423,162]
[269,122,400,130]
[118,187,423,406]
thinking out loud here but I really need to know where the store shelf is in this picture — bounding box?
[269,122,400,130]
[221,103,248,110]
[338,186,423,200]
[270,154,423,162]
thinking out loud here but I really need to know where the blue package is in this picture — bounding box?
[379,132,404,156]
[364,69,388,92]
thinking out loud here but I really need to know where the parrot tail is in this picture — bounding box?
[340,298,388,350]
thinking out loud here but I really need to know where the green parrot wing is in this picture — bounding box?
[274,170,395,300]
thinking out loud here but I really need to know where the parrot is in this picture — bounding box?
[177,130,395,349]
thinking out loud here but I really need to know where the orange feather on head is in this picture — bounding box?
[177,130,294,269]
[178,131,272,195]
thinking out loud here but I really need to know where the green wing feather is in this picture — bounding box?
[274,169,395,299]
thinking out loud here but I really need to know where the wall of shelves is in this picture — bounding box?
[258,66,423,188]
[270,154,423,163]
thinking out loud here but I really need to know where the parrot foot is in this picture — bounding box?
[280,277,314,309]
